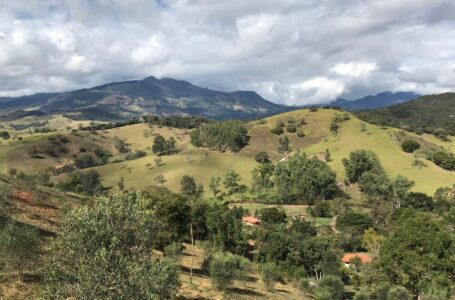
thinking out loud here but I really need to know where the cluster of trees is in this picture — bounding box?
[58,170,105,196]
[74,148,112,169]
[191,120,248,152]
[79,116,211,132]
[431,151,455,171]
[152,134,177,155]
[330,112,350,134]
[270,117,306,137]
[251,152,338,204]
[143,115,211,129]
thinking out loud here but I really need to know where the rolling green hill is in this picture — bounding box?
[357,92,455,136]
[1,109,453,197]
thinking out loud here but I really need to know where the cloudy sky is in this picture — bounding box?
[0,0,454,105]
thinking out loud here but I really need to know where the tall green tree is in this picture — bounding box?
[223,169,242,194]
[379,212,455,297]
[44,193,180,299]
[343,150,382,183]
[0,221,39,281]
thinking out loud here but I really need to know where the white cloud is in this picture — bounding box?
[287,78,345,105]
[331,62,377,77]
[0,0,454,104]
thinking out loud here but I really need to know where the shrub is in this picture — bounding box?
[209,252,250,291]
[271,122,285,135]
[316,275,344,300]
[401,140,420,153]
[255,151,271,164]
[164,242,183,259]
[386,285,411,300]
[286,123,297,133]
[261,262,281,290]
[297,129,305,137]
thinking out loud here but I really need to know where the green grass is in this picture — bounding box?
[315,217,332,226]
[1,108,453,196]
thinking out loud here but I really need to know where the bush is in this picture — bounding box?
[431,152,455,171]
[255,151,271,164]
[260,207,287,224]
[164,242,183,259]
[75,154,98,169]
[401,140,420,153]
[261,262,281,290]
[209,252,250,291]
[316,275,344,300]
[271,122,284,135]
[311,201,332,218]
[386,285,411,300]
[286,123,297,133]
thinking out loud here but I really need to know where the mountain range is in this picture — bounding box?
[0,76,421,122]
[329,91,420,111]
[0,76,289,121]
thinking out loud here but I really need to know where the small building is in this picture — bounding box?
[242,216,261,226]
[342,253,372,268]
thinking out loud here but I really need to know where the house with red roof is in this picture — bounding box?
[342,253,372,268]
[242,216,261,226]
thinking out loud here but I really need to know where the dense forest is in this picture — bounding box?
[356,93,455,137]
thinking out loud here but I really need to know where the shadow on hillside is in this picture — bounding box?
[229,286,264,297]
[179,265,206,277]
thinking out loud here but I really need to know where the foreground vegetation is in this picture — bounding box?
[0,108,454,299]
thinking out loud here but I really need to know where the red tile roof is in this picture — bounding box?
[242,216,261,225]
[342,253,372,264]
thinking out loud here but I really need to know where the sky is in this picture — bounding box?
[0,0,454,105]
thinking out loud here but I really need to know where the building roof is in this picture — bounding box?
[242,216,261,224]
[342,253,372,264]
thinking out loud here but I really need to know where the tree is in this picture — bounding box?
[286,123,297,133]
[404,192,433,211]
[316,275,344,300]
[0,221,39,281]
[152,134,166,155]
[271,122,284,135]
[401,140,420,153]
[58,170,104,196]
[278,136,290,153]
[379,212,454,297]
[118,176,125,191]
[259,207,287,224]
[180,175,203,198]
[181,175,197,197]
[223,169,242,194]
[209,176,221,197]
[274,153,338,204]
[251,162,274,192]
[343,150,382,183]
[261,262,281,290]
[44,193,180,299]
[255,151,271,164]
[325,149,332,162]
[74,154,98,169]
[362,228,385,257]
[386,286,411,300]
[209,251,250,291]
[191,120,248,151]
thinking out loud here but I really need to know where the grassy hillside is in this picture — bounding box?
[1,109,453,196]
[357,92,455,135]
[90,109,454,195]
